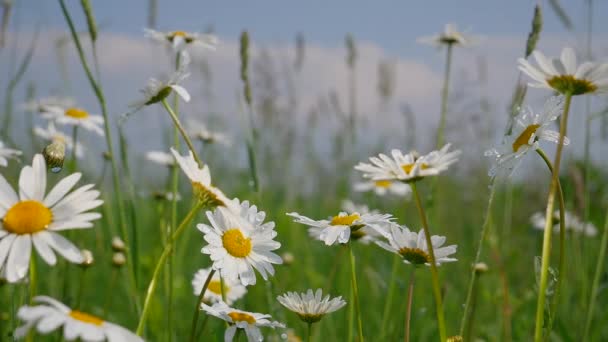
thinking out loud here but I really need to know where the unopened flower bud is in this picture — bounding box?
[111,236,125,252]
[474,262,489,274]
[281,252,295,266]
[43,140,65,173]
[80,249,94,268]
[112,252,126,267]
[447,336,463,342]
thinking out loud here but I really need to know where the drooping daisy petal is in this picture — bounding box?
[277,289,346,323]
[377,224,457,266]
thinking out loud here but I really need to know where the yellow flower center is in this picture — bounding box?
[69,310,104,326]
[330,214,360,226]
[228,311,256,324]
[512,124,540,152]
[398,247,431,265]
[547,75,597,95]
[168,31,194,43]
[207,280,228,296]
[3,200,52,235]
[172,31,187,37]
[65,107,89,119]
[222,229,252,258]
[374,180,392,188]
[401,163,428,174]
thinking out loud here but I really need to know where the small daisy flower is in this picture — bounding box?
[0,154,102,282]
[530,210,598,237]
[144,28,217,52]
[192,267,247,305]
[417,24,479,48]
[337,200,389,244]
[353,179,411,197]
[20,96,75,113]
[201,301,285,342]
[354,144,461,183]
[286,210,393,246]
[277,289,346,323]
[518,47,608,95]
[0,141,21,167]
[15,296,143,341]
[41,105,105,137]
[377,224,457,266]
[145,150,175,167]
[34,123,84,159]
[198,199,282,286]
[170,147,231,208]
[484,96,568,177]
[187,119,232,146]
[130,51,191,110]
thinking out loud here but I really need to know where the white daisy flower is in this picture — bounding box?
[192,267,247,305]
[201,301,284,342]
[417,23,479,48]
[41,105,105,137]
[518,47,608,95]
[170,147,231,208]
[530,210,598,237]
[198,199,282,286]
[144,28,217,52]
[0,141,21,167]
[286,210,393,246]
[34,122,84,159]
[354,144,461,183]
[377,224,457,266]
[484,96,568,177]
[353,179,411,197]
[337,200,390,244]
[0,154,102,282]
[130,51,191,110]
[187,119,232,146]
[277,289,346,323]
[20,96,75,113]
[15,295,143,341]
[145,150,175,167]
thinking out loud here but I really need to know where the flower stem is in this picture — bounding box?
[102,268,118,317]
[136,201,203,336]
[70,125,78,173]
[348,241,364,342]
[307,322,313,342]
[189,269,215,342]
[28,257,36,304]
[436,43,453,149]
[404,268,415,342]
[534,93,572,342]
[160,99,203,167]
[379,254,400,339]
[535,147,566,334]
[75,268,87,309]
[411,183,446,342]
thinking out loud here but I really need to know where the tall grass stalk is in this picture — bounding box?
[411,183,446,342]
[136,201,203,336]
[404,269,415,342]
[379,254,400,339]
[160,99,202,167]
[347,241,364,342]
[57,0,140,312]
[188,269,215,342]
[534,93,572,342]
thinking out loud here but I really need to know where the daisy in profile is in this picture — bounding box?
[15,296,143,341]
[377,224,457,266]
[145,28,217,52]
[519,47,608,95]
[277,289,346,323]
[41,106,104,137]
[485,96,567,177]
[129,51,191,111]
[192,267,247,305]
[201,301,284,342]
[0,154,102,282]
[187,119,232,146]
[21,96,75,113]
[34,123,84,159]
[417,23,479,48]
[0,141,21,167]
[354,144,461,183]
[353,179,411,197]
[198,199,282,286]
[145,150,175,167]
[170,147,231,208]
[530,210,598,237]
[287,209,393,246]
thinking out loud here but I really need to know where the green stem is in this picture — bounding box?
[75,268,87,309]
[411,183,446,342]
[405,268,415,342]
[57,0,139,313]
[28,257,36,304]
[136,201,203,336]
[189,269,216,342]
[307,322,312,342]
[436,43,453,149]
[102,268,118,317]
[348,241,364,342]
[379,254,400,339]
[160,99,203,167]
[535,148,566,333]
[70,125,78,173]
[534,93,572,342]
